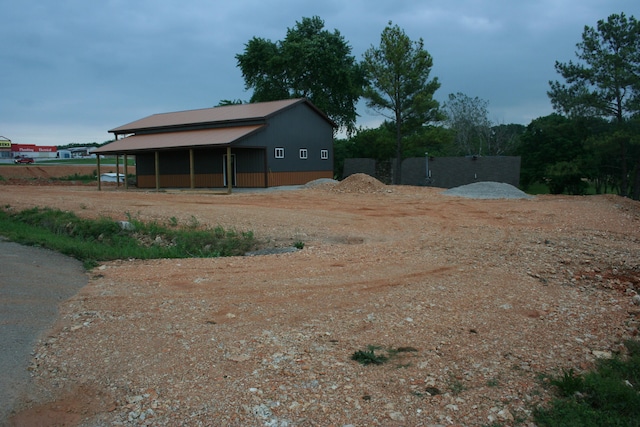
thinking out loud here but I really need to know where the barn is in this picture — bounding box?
[94,98,335,191]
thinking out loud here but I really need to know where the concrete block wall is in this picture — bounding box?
[344,156,521,189]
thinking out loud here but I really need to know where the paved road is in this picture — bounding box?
[0,240,87,424]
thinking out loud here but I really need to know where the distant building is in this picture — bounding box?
[95,98,335,189]
[9,143,57,159]
[0,136,11,159]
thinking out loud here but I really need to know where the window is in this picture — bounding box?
[275,147,285,159]
[299,148,308,159]
[321,149,329,160]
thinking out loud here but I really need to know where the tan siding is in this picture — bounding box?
[159,175,190,187]
[137,171,330,188]
[194,174,224,187]
[137,175,156,188]
[268,171,333,186]
[237,173,266,187]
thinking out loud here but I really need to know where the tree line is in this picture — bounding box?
[235,14,639,198]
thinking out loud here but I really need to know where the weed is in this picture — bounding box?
[396,346,418,353]
[57,173,96,182]
[351,345,418,367]
[168,216,179,227]
[486,377,500,387]
[293,241,305,250]
[447,373,466,395]
[188,215,200,229]
[534,339,640,426]
[351,345,389,365]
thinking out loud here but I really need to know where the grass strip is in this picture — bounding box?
[0,206,255,269]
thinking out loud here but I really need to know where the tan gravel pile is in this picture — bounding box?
[331,173,390,194]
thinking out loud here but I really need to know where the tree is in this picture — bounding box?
[236,16,365,134]
[362,22,441,184]
[518,114,583,190]
[548,12,640,198]
[490,123,525,156]
[216,99,245,106]
[518,114,611,193]
[443,92,491,156]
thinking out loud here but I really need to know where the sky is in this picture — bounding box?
[1,0,638,147]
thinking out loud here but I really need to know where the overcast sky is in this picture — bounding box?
[1,0,637,146]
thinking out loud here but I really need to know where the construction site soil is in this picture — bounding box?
[1,165,639,426]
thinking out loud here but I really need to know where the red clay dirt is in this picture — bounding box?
[1,166,639,426]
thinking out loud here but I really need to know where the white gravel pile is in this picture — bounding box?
[443,181,533,199]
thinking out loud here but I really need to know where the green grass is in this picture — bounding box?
[525,181,619,196]
[39,158,136,166]
[534,339,640,426]
[0,206,256,269]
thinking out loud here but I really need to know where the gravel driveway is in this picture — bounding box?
[0,239,87,424]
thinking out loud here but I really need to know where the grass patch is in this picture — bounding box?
[534,339,640,426]
[351,345,389,365]
[351,345,418,366]
[39,158,136,166]
[447,373,466,395]
[56,172,98,183]
[0,206,256,269]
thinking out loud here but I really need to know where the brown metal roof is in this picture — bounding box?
[94,125,264,154]
[109,99,309,134]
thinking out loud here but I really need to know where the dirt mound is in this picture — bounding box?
[331,173,390,194]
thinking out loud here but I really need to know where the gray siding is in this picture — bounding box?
[236,103,334,172]
[135,148,265,175]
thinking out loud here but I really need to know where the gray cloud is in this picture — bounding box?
[1,0,637,145]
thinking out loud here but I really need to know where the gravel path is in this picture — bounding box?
[0,240,87,424]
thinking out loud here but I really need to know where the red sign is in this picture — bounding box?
[11,144,57,153]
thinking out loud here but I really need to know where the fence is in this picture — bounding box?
[344,156,521,189]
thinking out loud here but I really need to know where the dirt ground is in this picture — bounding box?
[1,166,640,426]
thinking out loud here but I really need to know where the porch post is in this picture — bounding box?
[189,148,195,189]
[226,146,232,194]
[97,155,102,191]
[155,151,160,191]
[116,154,120,188]
[124,154,129,190]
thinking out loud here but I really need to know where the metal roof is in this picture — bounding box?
[108,98,319,134]
[94,125,264,154]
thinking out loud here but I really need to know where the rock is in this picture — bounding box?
[498,408,514,421]
[117,220,135,230]
[592,350,612,359]
[389,411,405,421]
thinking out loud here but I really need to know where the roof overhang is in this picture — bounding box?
[94,125,265,155]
